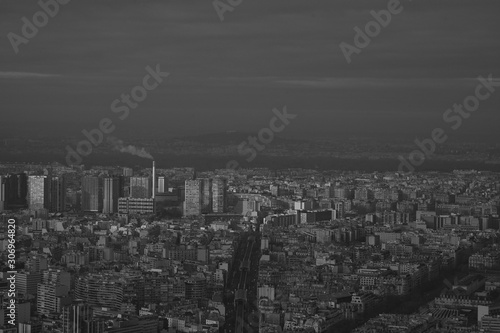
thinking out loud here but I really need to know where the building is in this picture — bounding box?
[212,178,226,213]
[2,173,28,210]
[130,177,151,199]
[44,175,66,212]
[37,283,70,316]
[27,176,46,210]
[118,197,154,215]
[61,300,93,333]
[16,271,42,297]
[103,176,124,214]
[81,176,102,212]
[157,176,166,193]
[75,274,124,311]
[184,179,203,216]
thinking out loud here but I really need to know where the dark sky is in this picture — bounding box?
[1,0,499,142]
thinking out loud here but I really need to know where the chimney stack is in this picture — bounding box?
[152,160,156,199]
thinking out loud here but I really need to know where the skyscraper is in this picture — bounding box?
[103,176,124,214]
[184,178,225,216]
[130,176,150,199]
[3,173,28,210]
[27,175,46,210]
[81,176,102,212]
[44,175,66,213]
[184,179,202,216]
[201,178,212,213]
[157,176,165,193]
[62,300,93,333]
[212,178,226,213]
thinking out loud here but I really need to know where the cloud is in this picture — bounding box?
[0,72,61,79]
[274,78,499,89]
[107,136,153,159]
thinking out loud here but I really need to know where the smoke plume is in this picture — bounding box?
[107,137,153,159]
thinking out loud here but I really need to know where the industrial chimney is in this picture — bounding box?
[152,160,156,199]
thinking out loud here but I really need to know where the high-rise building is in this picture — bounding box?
[184,179,203,216]
[62,300,94,333]
[27,175,46,210]
[201,178,212,213]
[212,178,226,213]
[130,177,150,199]
[37,283,69,316]
[157,176,165,193]
[44,175,66,212]
[3,173,28,210]
[81,177,102,212]
[103,176,124,214]
[184,178,226,216]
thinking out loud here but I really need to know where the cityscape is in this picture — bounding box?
[1,0,500,333]
[0,163,499,332]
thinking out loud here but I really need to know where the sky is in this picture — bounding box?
[1,0,499,142]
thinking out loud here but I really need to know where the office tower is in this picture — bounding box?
[27,175,46,210]
[44,175,66,212]
[212,178,226,213]
[103,176,124,214]
[130,177,150,199]
[184,179,202,216]
[75,274,124,310]
[81,176,102,212]
[3,173,28,210]
[62,300,93,333]
[157,176,165,193]
[201,178,212,213]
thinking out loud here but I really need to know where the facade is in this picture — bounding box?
[184,178,226,216]
[212,178,226,213]
[118,197,154,214]
[81,176,102,212]
[103,176,124,214]
[44,175,66,212]
[157,176,165,193]
[3,173,28,210]
[184,179,203,216]
[75,274,124,311]
[130,177,151,199]
[27,175,46,210]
